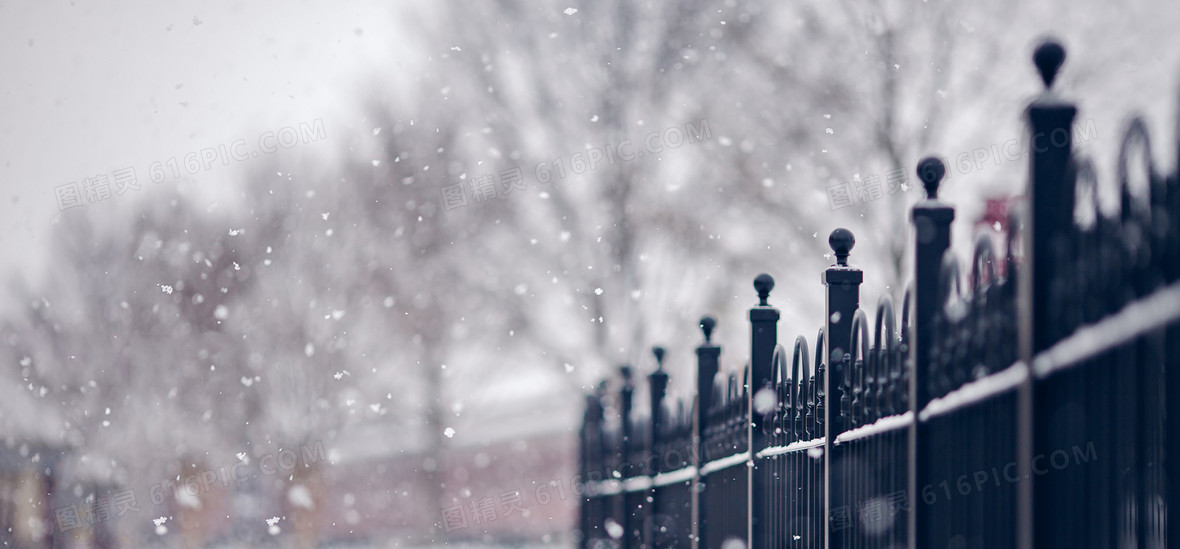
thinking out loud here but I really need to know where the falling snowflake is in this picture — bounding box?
[721,538,747,549]
[177,488,202,510]
[563,7,578,15]
[753,387,777,415]
[444,427,455,438]
[288,485,315,509]
[605,518,623,539]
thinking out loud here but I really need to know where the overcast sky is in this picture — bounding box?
[4,0,1179,311]
[0,1,420,303]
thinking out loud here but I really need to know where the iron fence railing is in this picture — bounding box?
[576,40,1179,549]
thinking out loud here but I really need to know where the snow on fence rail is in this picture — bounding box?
[576,39,1179,549]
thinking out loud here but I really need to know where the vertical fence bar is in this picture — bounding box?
[1171,105,1179,549]
[649,347,669,549]
[1169,311,1179,549]
[582,382,608,545]
[750,274,780,549]
[822,230,861,549]
[694,317,720,549]
[1172,91,1180,549]
[906,159,952,549]
[581,390,604,548]
[1019,40,1076,549]
[619,365,635,549]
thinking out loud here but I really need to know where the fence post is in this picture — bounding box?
[1023,38,1077,356]
[1019,39,1076,549]
[905,158,953,549]
[619,365,635,548]
[822,229,862,549]
[694,316,720,549]
[749,274,780,548]
[650,346,669,475]
[647,347,668,549]
[581,388,605,548]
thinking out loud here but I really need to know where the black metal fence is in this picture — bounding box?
[576,40,1178,549]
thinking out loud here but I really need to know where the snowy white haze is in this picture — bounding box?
[0,0,1178,546]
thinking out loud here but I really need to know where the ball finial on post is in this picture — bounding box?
[828,228,855,266]
[753,273,775,306]
[652,346,666,370]
[699,315,717,343]
[917,157,946,200]
[1033,39,1066,90]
